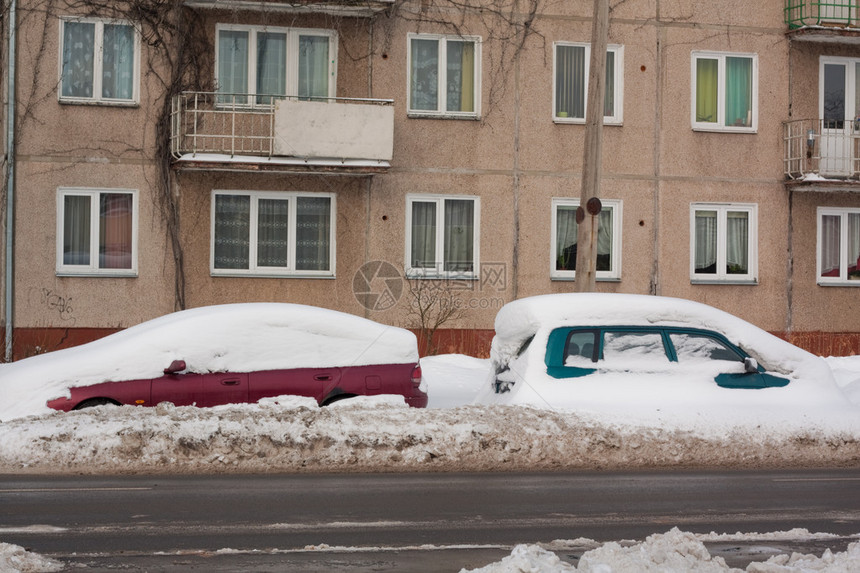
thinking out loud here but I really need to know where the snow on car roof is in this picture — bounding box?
[490,293,819,375]
[0,303,418,421]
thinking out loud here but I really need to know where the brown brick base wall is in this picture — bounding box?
[2,327,859,362]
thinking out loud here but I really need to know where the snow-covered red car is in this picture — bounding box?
[0,304,426,419]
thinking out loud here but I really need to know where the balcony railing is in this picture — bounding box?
[785,1,860,30]
[784,119,860,180]
[183,0,395,17]
[170,92,394,172]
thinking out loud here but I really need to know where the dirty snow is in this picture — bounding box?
[1,299,860,572]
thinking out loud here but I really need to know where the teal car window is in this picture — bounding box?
[669,333,742,363]
[564,331,597,365]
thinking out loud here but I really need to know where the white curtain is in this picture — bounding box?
[849,213,860,278]
[555,206,613,272]
[820,214,841,277]
[218,30,249,104]
[410,38,439,111]
[102,24,134,100]
[443,199,474,273]
[295,197,331,271]
[256,32,286,104]
[256,198,289,268]
[411,201,436,269]
[298,35,329,100]
[214,195,250,269]
[694,210,718,274]
[63,195,91,265]
[62,21,95,98]
[555,45,585,118]
[725,211,749,274]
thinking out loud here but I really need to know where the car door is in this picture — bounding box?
[667,330,789,389]
[200,372,249,407]
[249,368,342,404]
[151,372,205,407]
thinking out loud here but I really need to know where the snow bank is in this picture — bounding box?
[1,397,857,475]
[0,542,63,573]
[0,303,418,422]
[464,529,860,572]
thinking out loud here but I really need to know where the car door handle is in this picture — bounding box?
[314,374,332,381]
[222,380,240,386]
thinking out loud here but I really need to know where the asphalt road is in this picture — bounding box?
[1,469,859,571]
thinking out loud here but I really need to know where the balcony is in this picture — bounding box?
[785,1,860,43]
[170,92,394,175]
[183,0,394,18]
[784,119,860,190]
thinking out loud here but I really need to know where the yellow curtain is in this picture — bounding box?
[696,59,718,123]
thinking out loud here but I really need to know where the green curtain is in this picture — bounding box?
[696,59,718,123]
[725,57,752,127]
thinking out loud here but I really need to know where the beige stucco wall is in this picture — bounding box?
[7,0,860,350]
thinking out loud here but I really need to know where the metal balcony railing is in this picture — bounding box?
[169,92,395,164]
[785,1,860,29]
[784,119,860,179]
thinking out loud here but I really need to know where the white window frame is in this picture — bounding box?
[58,17,140,105]
[690,203,758,284]
[550,198,622,281]
[552,42,624,125]
[690,51,758,133]
[210,190,336,278]
[56,187,139,276]
[405,194,481,279]
[406,33,482,119]
[817,206,860,286]
[214,24,337,107]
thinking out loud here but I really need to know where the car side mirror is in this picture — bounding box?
[744,357,758,374]
[164,359,186,375]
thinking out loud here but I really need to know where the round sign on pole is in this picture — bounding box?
[586,197,602,215]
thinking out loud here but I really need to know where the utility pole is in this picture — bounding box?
[574,0,609,293]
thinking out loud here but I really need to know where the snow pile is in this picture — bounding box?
[0,303,418,422]
[1,396,857,475]
[0,542,63,573]
[465,529,860,572]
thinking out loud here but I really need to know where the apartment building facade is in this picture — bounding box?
[1,0,858,360]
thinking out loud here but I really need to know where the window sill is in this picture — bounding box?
[59,98,139,108]
[690,279,758,285]
[551,276,621,282]
[817,280,860,287]
[211,272,336,279]
[692,126,757,134]
[56,271,138,278]
[554,118,622,126]
[407,112,480,121]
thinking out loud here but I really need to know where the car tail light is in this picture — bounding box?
[411,363,422,386]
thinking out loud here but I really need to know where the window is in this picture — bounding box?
[691,51,757,132]
[553,43,623,124]
[406,195,480,277]
[669,332,743,363]
[57,188,137,275]
[817,207,860,285]
[216,25,336,106]
[602,331,670,366]
[211,191,335,276]
[690,203,757,283]
[551,198,622,280]
[60,18,139,104]
[408,34,481,117]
